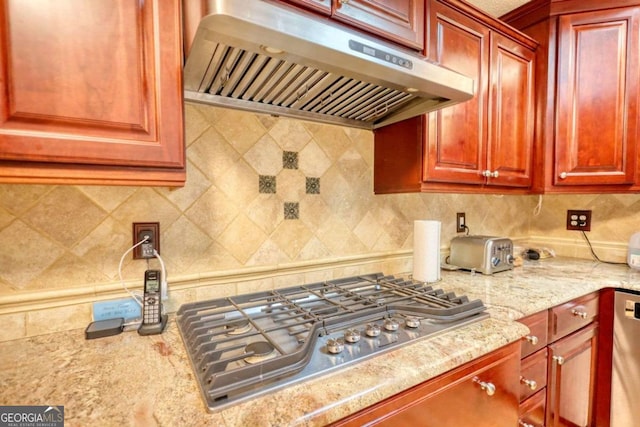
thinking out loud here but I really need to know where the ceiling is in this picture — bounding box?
[464,0,531,17]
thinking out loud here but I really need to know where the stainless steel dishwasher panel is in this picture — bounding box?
[612,291,640,427]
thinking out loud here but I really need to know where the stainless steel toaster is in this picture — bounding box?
[449,235,514,274]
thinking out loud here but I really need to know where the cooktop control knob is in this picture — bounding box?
[405,316,421,328]
[365,323,381,337]
[384,318,400,332]
[344,328,361,343]
[326,338,344,354]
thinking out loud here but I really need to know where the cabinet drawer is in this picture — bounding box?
[519,348,547,402]
[549,292,599,342]
[519,389,546,427]
[518,310,548,358]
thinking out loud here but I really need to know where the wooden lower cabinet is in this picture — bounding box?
[331,342,520,426]
[519,389,546,427]
[547,323,598,427]
[517,293,600,427]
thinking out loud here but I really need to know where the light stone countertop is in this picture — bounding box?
[2,257,639,427]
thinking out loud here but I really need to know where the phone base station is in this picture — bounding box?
[137,314,168,336]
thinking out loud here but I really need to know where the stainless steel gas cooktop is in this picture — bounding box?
[176,273,489,412]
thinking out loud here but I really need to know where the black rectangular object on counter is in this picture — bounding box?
[85,318,124,340]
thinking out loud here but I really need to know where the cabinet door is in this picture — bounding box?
[547,323,598,427]
[280,0,332,15]
[0,0,185,185]
[487,32,534,187]
[332,0,425,50]
[554,8,640,186]
[424,1,489,185]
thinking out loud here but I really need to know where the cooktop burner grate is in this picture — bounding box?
[176,273,488,412]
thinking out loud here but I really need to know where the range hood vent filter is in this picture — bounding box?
[184,0,475,129]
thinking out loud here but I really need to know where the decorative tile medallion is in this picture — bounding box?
[284,202,299,220]
[259,175,276,194]
[282,151,298,170]
[306,177,320,194]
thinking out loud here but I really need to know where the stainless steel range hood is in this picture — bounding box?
[183,0,475,130]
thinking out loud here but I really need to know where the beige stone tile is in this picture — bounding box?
[72,217,130,278]
[270,220,313,260]
[0,184,51,216]
[236,277,274,295]
[157,160,211,212]
[299,141,332,177]
[185,186,239,239]
[0,221,64,289]
[246,194,283,235]
[316,215,367,255]
[26,303,92,337]
[184,103,212,146]
[196,282,237,300]
[28,255,109,290]
[215,158,259,208]
[306,123,352,162]
[354,211,383,250]
[268,118,312,152]
[214,109,267,154]
[247,239,291,265]
[188,127,241,180]
[78,185,137,212]
[0,312,26,342]
[243,133,283,175]
[111,188,181,230]
[163,216,213,273]
[296,237,332,261]
[0,205,14,229]
[217,214,267,263]
[189,241,243,273]
[299,195,332,231]
[277,169,306,202]
[23,186,107,247]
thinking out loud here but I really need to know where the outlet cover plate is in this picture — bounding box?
[566,210,592,231]
[132,222,160,259]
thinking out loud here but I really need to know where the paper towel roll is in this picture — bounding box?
[413,220,441,282]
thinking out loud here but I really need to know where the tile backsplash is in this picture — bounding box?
[1,103,640,340]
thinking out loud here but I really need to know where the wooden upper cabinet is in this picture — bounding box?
[332,0,425,50]
[0,0,185,186]
[373,0,535,194]
[488,32,535,187]
[281,0,425,50]
[502,0,640,193]
[425,1,489,185]
[554,8,639,186]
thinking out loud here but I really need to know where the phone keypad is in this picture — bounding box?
[143,296,160,324]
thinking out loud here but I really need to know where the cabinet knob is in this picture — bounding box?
[473,377,496,396]
[520,376,538,390]
[491,170,499,178]
[571,309,588,319]
[338,0,349,4]
[524,335,539,345]
[553,355,565,365]
[559,172,568,179]
[519,421,535,427]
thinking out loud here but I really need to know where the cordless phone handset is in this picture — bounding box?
[138,269,167,335]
